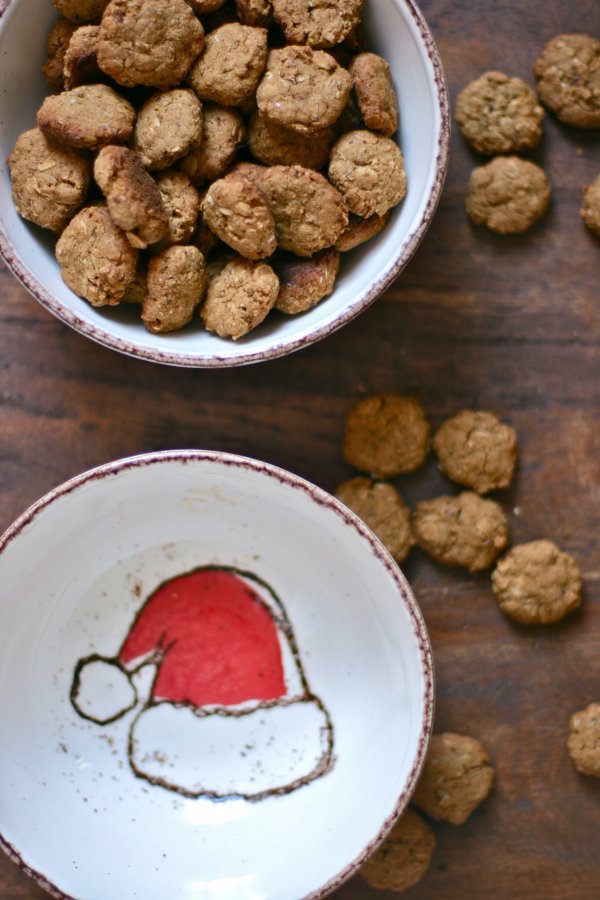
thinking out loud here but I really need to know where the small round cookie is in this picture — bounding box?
[43,18,76,92]
[260,165,348,257]
[360,808,435,893]
[154,171,201,249]
[272,0,363,50]
[187,23,268,107]
[133,90,203,172]
[413,492,508,572]
[203,175,276,260]
[455,71,544,155]
[97,0,204,89]
[56,204,137,306]
[492,540,581,624]
[534,34,600,129]
[248,113,335,170]
[63,25,102,90]
[235,0,272,27]
[37,84,135,151]
[466,156,550,234]
[433,410,517,495]
[178,105,245,187]
[568,703,600,777]
[200,257,279,339]
[335,477,414,564]
[7,127,91,232]
[142,245,207,333]
[343,395,429,479]
[274,249,340,314]
[413,733,495,825]
[349,52,399,137]
[581,174,600,237]
[256,46,352,134]
[329,130,407,217]
[52,0,108,24]
[94,146,168,249]
[335,212,389,251]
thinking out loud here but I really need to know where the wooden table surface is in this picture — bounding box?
[1,0,599,897]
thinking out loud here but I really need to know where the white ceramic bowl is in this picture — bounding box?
[0,0,448,367]
[0,450,433,899]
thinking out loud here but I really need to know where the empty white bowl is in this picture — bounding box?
[0,450,433,899]
[0,0,449,367]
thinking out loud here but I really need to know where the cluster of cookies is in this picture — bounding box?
[7,0,408,340]
[456,33,600,235]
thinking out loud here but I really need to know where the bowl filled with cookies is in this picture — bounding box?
[0,0,449,366]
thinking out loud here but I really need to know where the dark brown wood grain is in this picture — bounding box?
[1,0,599,897]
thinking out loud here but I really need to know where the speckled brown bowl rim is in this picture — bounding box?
[0,449,434,899]
[0,0,449,368]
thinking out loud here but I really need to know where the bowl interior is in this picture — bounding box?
[0,452,432,899]
[0,0,447,366]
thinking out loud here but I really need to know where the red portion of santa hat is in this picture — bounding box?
[119,569,286,707]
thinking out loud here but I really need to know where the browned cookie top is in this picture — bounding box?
[360,808,435,892]
[178,104,245,186]
[534,33,600,128]
[142,245,207,333]
[37,84,135,150]
[133,90,203,171]
[43,18,76,92]
[272,0,363,49]
[334,211,389,251]
[335,476,414,564]
[248,113,335,170]
[343,395,429,478]
[202,175,277,260]
[200,257,279,339]
[413,733,495,824]
[581,173,600,237]
[63,25,103,90]
[433,409,517,494]
[349,52,399,137]
[52,0,109,24]
[274,249,340,315]
[466,156,551,234]
[568,703,600,777]
[329,130,407,217]
[187,23,268,107]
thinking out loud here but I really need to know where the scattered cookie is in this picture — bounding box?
[178,104,245,187]
[335,476,414,563]
[349,52,399,137]
[248,113,335,170]
[187,23,268,107]
[274,249,340,314]
[200,257,279,339]
[581,173,600,236]
[413,733,495,825]
[343,395,429,478]
[272,0,363,50]
[52,0,108,24]
[413,491,508,572]
[329,130,407,217]
[466,156,551,234]
[360,808,435,893]
[455,70,544,155]
[568,703,600,777]
[133,90,203,172]
[492,539,581,624]
[37,83,135,150]
[63,25,102,90]
[534,34,600,129]
[154,171,201,250]
[433,410,517,495]
[7,127,91,232]
[235,0,272,27]
[42,18,76,92]
[55,204,137,306]
[142,245,207,333]
[202,175,276,259]
[335,211,389,251]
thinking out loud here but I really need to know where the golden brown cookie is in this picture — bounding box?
[329,130,407,217]
[97,0,204,89]
[256,46,352,134]
[235,0,272,27]
[455,71,544,155]
[52,0,108,24]
[343,395,429,478]
[200,257,279,339]
[581,174,600,236]
[360,808,435,893]
[260,165,348,256]
[187,23,268,107]
[248,113,335,170]
[568,703,600,777]
[272,0,363,50]
[433,410,517,495]
[142,245,207,333]
[413,492,508,572]
[492,540,581,624]
[133,90,203,172]
[178,104,245,187]
[43,18,76,92]
[349,52,398,137]
[7,127,91,232]
[154,171,201,250]
[37,84,135,150]
[335,477,414,564]
[413,733,495,825]
[63,25,102,90]
[94,146,167,249]
[334,212,389,251]
[202,175,276,260]
[534,34,600,129]
[274,249,340,314]
[56,204,137,306]
[466,156,550,234]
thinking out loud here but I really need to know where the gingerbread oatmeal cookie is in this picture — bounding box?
[492,540,582,624]
[248,113,335,169]
[343,395,429,478]
[568,703,600,777]
[37,83,135,150]
[200,257,279,339]
[581,174,600,236]
[7,127,91,232]
[413,733,495,825]
[94,146,167,249]
[335,477,414,564]
[235,0,272,27]
[274,249,340,314]
[142,245,207,333]
[178,104,245,186]
[154,171,200,249]
[534,34,600,129]
[466,156,550,234]
[43,18,76,92]
[187,23,268,107]
[329,130,407,217]
[56,204,137,306]
[133,90,203,172]
[97,0,204,89]
[335,212,389,251]
[360,809,435,893]
[203,175,276,259]
[52,0,108,24]
[433,410,517,495]
[349,52,398,137]
[272,0,363,50]
[256,46,352,134]
[63,25,102,90]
